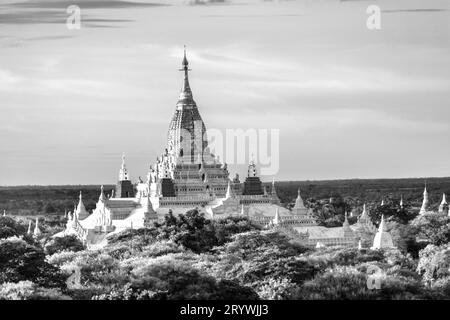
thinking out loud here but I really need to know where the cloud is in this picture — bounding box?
[382,9,448,13]
[9,0,167,9]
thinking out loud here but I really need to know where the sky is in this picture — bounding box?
[0,0,449,185]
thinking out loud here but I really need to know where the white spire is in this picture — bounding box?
[439,193,448,214]
[371,214,395,250]
[381,199,385,206]
[400,195,404,208]
[240,204,245,216]
[273,208,280,225]
[378,215,385,232]
[99,185,106,202]
[293,188,308,215]
[225,180,232,199]
[440,193,447,205]
[358,240,362,250]
[144,193,156,215]
[419,184,430,215]
[33,217,41,237]
[76,191,89,220]
[27,221,32,235]
[2,210,5,217]
[119,153,129,181]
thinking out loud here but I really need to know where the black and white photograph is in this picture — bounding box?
[0,0,449,311]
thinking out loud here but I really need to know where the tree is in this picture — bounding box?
[0,216,27,240]
[94,258,259,300]
[368,198,417,226]
[417,244,450,284]
[413,215,450,246]
[0,281,71,300]
[44,235,84,255]
[0,237,66,289]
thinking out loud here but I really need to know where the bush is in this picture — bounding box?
[44,235,84,255]
[0,281,71,300]
[417,244,450,283]
[0,216,27,239]
[94,257,258,300]
[0,237,66,289]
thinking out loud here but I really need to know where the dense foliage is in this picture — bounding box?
[1,184,449,300]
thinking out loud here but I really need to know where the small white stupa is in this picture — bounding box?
[438,193,448,214]
[371,215,395,250]
[33,217,42,237]
[75,191,89,220]
[316,241,325,249]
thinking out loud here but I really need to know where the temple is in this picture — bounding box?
[55,49,437,250]
[56,49,299,245]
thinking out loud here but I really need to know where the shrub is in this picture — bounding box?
[0,237,66,289]
[44,235,84,255]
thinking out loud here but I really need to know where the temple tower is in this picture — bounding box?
[242,158,264,195]
[419,185,430,215]
[292,188,308,215]
[116,154,134,198]
[167,46,210,165]
[273,208,280,225]
[76,191,89,220]
[153,47,229,198]
[438,193,448,214]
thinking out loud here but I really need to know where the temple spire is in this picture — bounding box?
[378,215,386,232]
[273,208,280,225]
[76,191,89,220]
[225,180,232,199]
[439,193,448,214]
[419,183,430,215]
[99,185,106,202]
[33,217,41,237]
[271,177,277,195]
[119,153,129,181]
[178,45,192,101]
